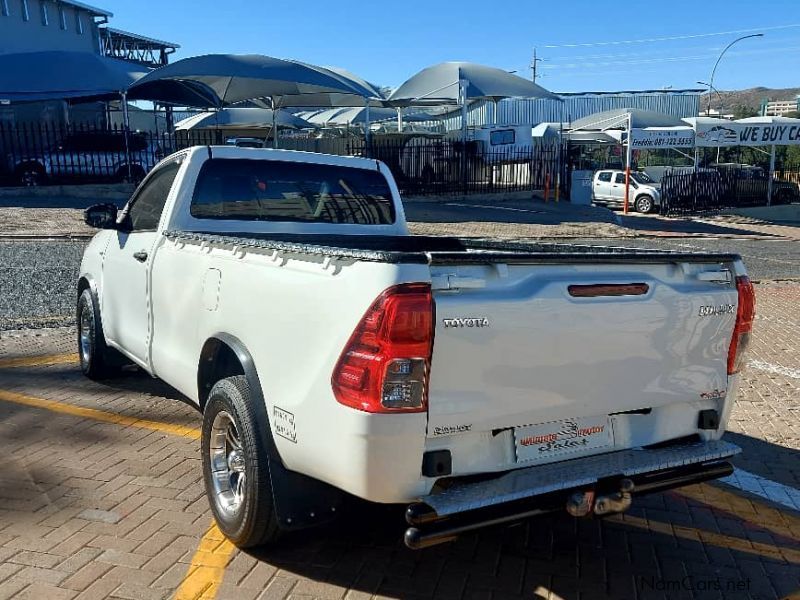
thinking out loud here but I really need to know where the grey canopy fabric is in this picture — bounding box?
[570,108,685,131]
[0,51,147,102]
[297,106,433,125]
[174,108,313,130]
[128,54,381,108]
[388,61,560,106]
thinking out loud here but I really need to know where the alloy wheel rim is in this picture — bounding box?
[209,410,246,517]
[79,306,92,366]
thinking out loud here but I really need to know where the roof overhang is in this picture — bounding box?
[60,0,113,18]
[101,27,180,51]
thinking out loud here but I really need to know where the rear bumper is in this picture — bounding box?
[405,439,739,549]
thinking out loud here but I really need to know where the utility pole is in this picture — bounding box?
[531,48,542,82]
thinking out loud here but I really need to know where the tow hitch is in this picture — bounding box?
[566,478,634,517]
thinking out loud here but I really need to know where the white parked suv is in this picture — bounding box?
[592,169,661,213]
[77,146,751,549]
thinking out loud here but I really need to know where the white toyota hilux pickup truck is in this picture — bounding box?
[78,146,753,550]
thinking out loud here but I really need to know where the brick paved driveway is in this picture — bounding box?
[0,283,798,600]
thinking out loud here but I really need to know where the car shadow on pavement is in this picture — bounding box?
[246,484,799,599]
[617,214,782,237]
[726,431,800,490]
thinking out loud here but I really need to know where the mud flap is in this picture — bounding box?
[210,332,345,531]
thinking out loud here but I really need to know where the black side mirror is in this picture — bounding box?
[84,203,118,229]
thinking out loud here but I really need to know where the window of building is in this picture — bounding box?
[58,3,66,29]
[75,9,83,33]
[1,0,9,17]
[21,0,29,21]
[489,129,516,146]
[39,0,48,25]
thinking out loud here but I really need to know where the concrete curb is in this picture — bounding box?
[0,183,134,201]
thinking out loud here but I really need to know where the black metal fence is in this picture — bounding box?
[0,122,565,197]
[660,165,800,216]
[0,122,217,186]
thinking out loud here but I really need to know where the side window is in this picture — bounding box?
[615,173,627,184]
[597,172,612,183]
[489,129,515,146]
[126,162,180,231]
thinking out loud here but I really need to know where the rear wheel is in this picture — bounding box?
[16,163,45,187]
[773,188,794,205]
[77,288,118,379]
[116,165,146,185]
[202,376,280,548]
[635,195,654,214]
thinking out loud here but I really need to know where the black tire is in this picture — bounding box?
[16,163,46,187]
[201,376,280,548]
[635,195,655,214]
[116,165,146,185]
[773,188,794,205]
[77,288,117,379]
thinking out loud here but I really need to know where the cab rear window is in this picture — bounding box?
[190,158,396,225]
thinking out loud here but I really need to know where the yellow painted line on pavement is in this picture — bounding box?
[174,522,236,600]
[611,513,800,564]
[0,352,78,369]
[0,388,200,440]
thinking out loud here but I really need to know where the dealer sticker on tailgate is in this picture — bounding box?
[514,415,613,463]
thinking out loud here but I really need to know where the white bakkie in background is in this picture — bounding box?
[78,146,753,549]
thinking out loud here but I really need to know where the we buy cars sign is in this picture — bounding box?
[695,121,800,147]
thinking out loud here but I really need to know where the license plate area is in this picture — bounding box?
[514,415,613,464]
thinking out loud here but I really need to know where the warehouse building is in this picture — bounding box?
[0,0,178,125]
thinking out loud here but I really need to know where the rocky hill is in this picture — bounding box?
[701,87,800,112]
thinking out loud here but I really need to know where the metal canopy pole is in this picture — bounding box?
[459,79,469,194]
[272,99,278,149]
[767,144,776,206]
[396,107,402,133]
[364,102,371,155]
[120,91,132,182]
[623,112,632,214]
[459,79,468,142]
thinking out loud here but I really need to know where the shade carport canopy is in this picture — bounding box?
[388,61,560,106]
[0,51,147,102]
[128,54,381,108]
[570,108,686,131]
[174,108,313,130]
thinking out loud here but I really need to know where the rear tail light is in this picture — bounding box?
[332,283,434,413]
[727,276,755,375]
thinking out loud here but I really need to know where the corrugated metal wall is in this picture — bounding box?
[432,92,701,130]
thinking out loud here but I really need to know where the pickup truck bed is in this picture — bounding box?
[164,230,740,265]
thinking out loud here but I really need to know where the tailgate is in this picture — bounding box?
[427,259,738,455]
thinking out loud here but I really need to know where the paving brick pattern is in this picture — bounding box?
[0,284,798,599]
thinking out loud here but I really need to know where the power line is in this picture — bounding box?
[542,23,800,49]
[540,44,800,70]
[544,36,797,64]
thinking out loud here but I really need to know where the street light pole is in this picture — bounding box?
[707,33,764,114]
[697,80,724,116]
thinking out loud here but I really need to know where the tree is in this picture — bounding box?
[731,105,759,119]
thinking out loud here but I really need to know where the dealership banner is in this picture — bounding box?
[695,121,800,147]
[627,128,695,149]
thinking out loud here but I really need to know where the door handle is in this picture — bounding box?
[133,250,148,262]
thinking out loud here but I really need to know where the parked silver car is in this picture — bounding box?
[10,131,166,186]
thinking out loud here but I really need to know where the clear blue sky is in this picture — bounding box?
[101,0,800,94]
